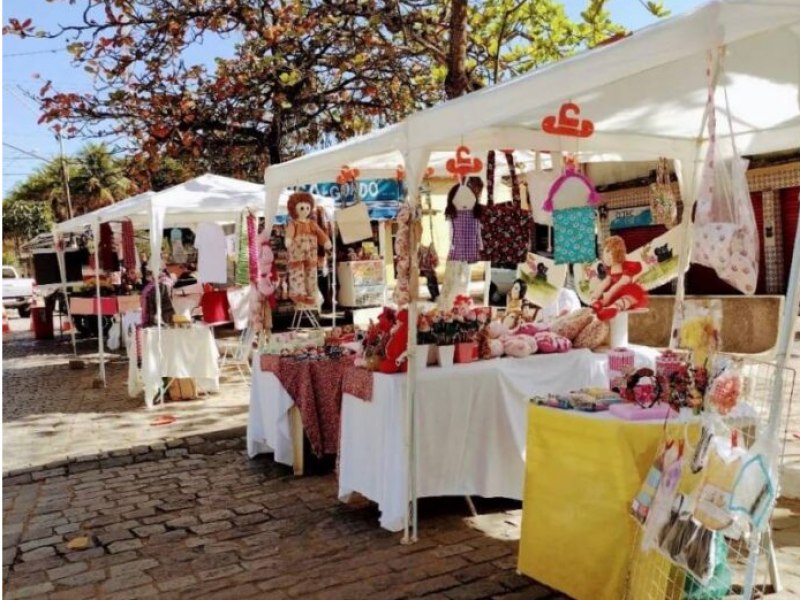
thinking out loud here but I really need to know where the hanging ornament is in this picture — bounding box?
[445,145,483,182]
[542,102,594,138]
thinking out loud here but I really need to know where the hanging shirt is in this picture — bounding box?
[195,222,227,283]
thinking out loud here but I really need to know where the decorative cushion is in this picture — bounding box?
[549,308,593,341]
[573,318,609,349]
[534,331,572,354]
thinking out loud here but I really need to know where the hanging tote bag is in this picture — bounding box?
[480,150,533,267]
[335,181,373,244]
[692,56,759,295]
[650,157,678,228]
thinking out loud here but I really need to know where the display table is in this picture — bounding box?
[338,350,608,532]
[127,325,220,408]
[518,405,684,600]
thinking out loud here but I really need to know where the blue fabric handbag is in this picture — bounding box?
[553,206,597,264]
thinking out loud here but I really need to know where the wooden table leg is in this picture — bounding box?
[289,405,304,476]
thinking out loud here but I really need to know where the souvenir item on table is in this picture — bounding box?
[480,150,533,266]
[617,368,664,408]
[610,402,675,421]
[608,347,635,375]
[573,318,609,350]
[632,437,672,525]
[567,387,622,411]
[650,157,678,228]
[729,446,776,530]
[590,235,649,321]
[518,253,569,311]
[533,330,571,354]
[285,192,332,307]
[549,307,594,341]
[446,183,483,265]
[640,438,685,550]
[665,363,709,413]
[656,349,689,381]
[502,335,537,358]
[705,356,743,416]
[506,278,527,314]
[678,299,722,368]
[520,300,540,323]
[692,53,758,295]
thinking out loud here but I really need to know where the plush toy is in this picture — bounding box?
[534,331,572,353]
[285,192,332,306]
[446,183,483,264]
[516,322,547,337]
[250,228,279,333]
[503,336,534,358]
[591,235,648,321]
[380,309,409,373]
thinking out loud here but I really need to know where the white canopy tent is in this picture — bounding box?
[53,174,335,387]
[263,0,800,549]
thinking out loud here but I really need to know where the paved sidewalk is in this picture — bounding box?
[2,317,250,473]
[2,437,552,600]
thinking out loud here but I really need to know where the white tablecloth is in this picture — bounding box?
[247,366,296,465]
[338,349,609,532]
[127,326,220,407]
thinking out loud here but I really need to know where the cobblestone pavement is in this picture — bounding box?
[3,436,556,600]
[3,314,800,599]
[2,316,250,473]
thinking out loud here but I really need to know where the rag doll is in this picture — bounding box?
[380,309,409,374]
[591,235,648,321]
[285,192,332,306]
[506,279,527,314]
[446,183,483,264]
[250,228,278,333]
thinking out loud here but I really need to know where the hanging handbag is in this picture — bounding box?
[480,150,533,266]
[335,181,373,244]
[417,189,440,300]
[650,157,678,228]
[691,52,759,295]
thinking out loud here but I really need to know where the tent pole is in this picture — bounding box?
[332,220,337,329]
[53,227,78,355]
[93,220,106,386]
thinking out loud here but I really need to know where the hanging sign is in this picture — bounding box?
[542,102,594,138]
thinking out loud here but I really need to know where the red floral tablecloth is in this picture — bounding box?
[259,354,372,456]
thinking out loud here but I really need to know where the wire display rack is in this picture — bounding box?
[625,354,796,600]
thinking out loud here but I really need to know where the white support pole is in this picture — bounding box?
[402,147,431,544]
[52,227,78,355]
[332,220,337,328]
[92,220,107,386]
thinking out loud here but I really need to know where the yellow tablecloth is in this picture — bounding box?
[518,405,683,600]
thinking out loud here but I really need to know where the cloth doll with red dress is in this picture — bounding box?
[591,235,648,321]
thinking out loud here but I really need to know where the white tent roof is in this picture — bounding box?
[264,0,800,189]
[56,173,333,233]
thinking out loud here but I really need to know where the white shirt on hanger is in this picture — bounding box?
[195,222,227,284]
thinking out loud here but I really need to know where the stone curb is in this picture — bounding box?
[2,426,247,484]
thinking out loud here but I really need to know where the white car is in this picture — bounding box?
[2,266,36,317]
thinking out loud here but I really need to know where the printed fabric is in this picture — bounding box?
[553,206,597,265]
[480,150,533,266]
[448,211,481,263]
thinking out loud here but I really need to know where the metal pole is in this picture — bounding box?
[58,132,74,220]
[93,220,106,386]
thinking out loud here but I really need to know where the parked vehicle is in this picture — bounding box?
[2,266,36,317]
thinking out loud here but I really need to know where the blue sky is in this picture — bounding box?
[2,0,707,197]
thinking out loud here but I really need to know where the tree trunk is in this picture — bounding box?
[266,115,283,166]
[444,0,470,100]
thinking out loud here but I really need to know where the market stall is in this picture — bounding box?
[262,0,800,553]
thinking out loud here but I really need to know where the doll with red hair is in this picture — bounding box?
[591,235,648,321]
[285,192,332,306]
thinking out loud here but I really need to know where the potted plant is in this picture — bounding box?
[433,311,456,368]
[416,313,437,369]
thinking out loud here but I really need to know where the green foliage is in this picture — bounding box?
[5,144,135,221]
[2,198,53,244]
[4,1,670,179]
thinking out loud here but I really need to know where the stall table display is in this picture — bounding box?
[518,405,693,600]
[127,325,220,408]
[338,350,608,532]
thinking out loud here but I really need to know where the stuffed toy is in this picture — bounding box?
[250,228,278,333]
[516,322,547,337]
[573,318,610,349]
[534,331,572,353]
[591,235,648,321]
[285,192,332,306]
[550,308,595,341]
[446,183,483,264]
[380,309,409,374]
[503,334,538,358]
